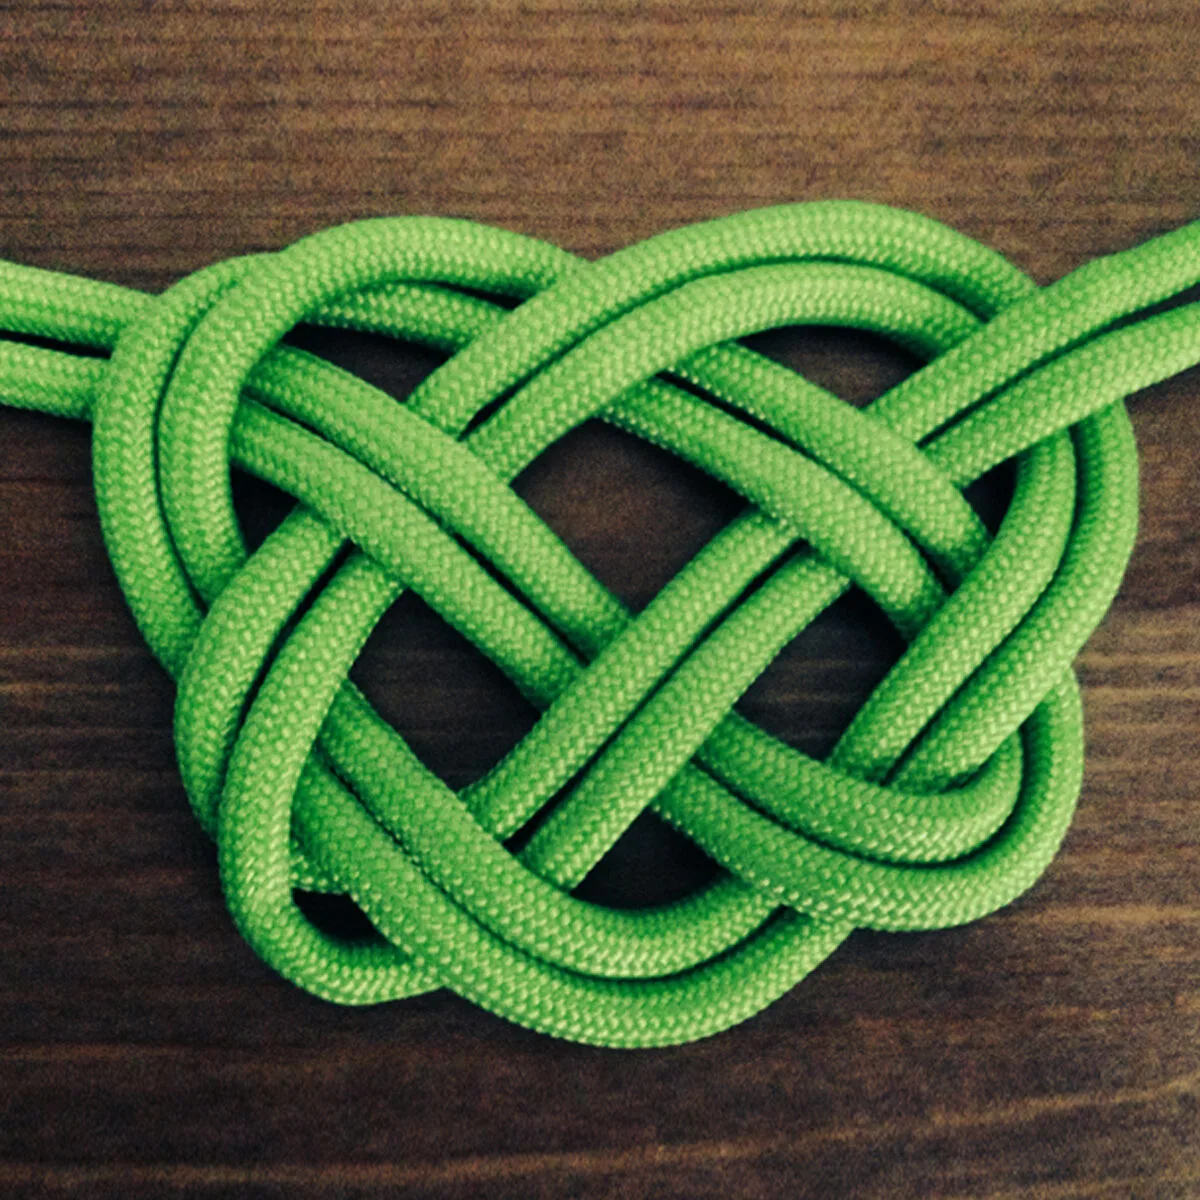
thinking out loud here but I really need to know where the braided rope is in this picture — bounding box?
[2,201,1198,1046]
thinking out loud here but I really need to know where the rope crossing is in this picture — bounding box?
[2,201,1198,1046]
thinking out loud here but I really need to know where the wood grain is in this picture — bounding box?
[1,2,1198,1197]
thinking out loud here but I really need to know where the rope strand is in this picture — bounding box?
[2,200,1197,1046]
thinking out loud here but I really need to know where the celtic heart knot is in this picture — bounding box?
[3,200,1198,1045]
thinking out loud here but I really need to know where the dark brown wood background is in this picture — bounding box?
[2,2,1199,1197]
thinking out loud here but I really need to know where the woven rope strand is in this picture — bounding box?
[2,200,1198,1047]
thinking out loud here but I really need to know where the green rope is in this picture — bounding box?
[2,200,1198,1047]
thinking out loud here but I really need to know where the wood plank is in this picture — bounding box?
[1,2,1198,1196]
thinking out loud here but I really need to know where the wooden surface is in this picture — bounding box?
[2,2,1199,1196]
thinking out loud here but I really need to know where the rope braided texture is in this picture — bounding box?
[2,200,1198,1047]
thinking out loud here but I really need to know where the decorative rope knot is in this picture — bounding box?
[3,201,1199,1046]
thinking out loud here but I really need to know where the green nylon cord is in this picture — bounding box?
[2,200,1198,1047]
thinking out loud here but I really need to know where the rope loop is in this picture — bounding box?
[2,200,1198,1045]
